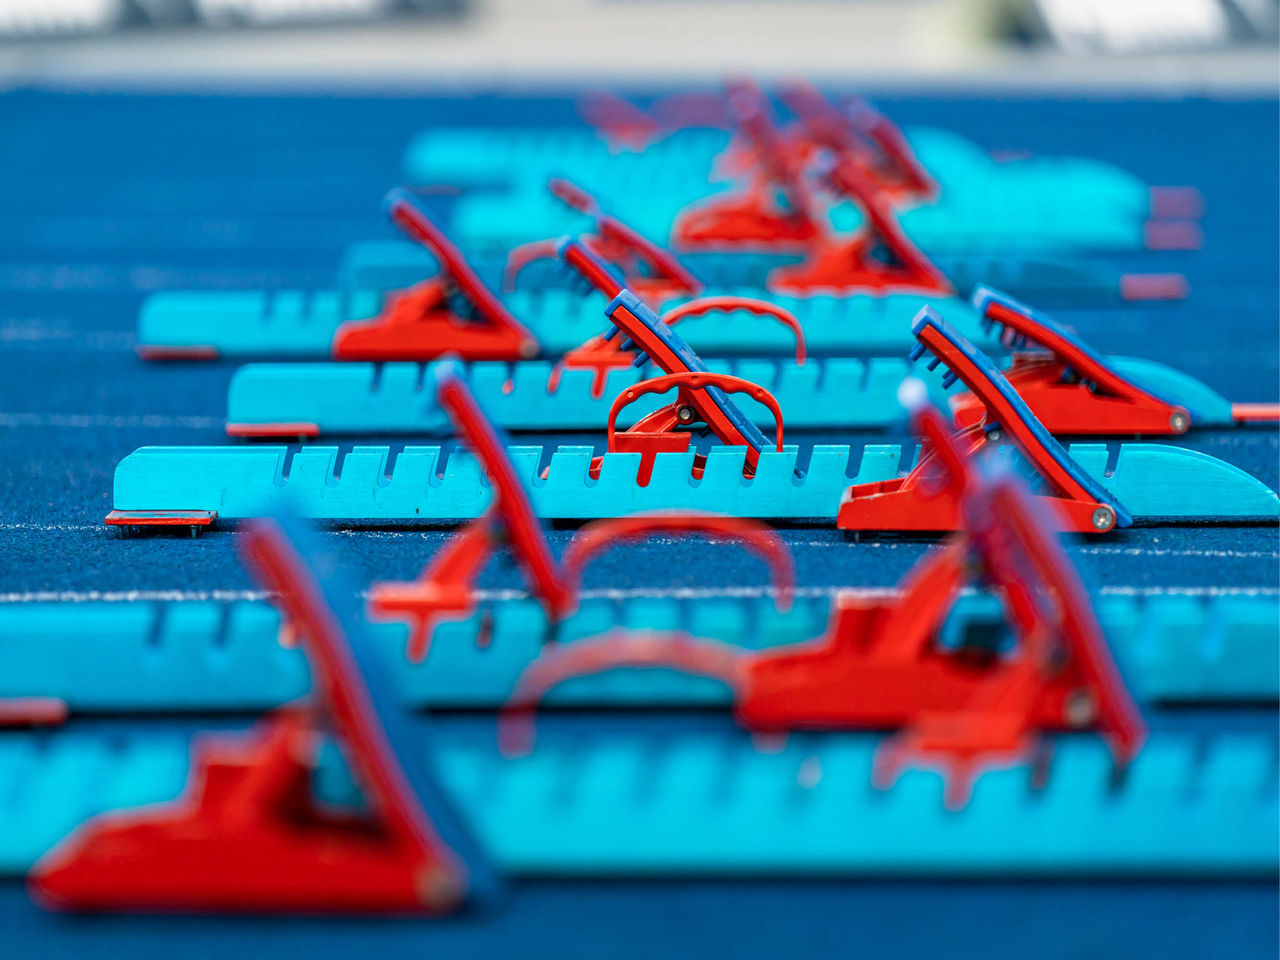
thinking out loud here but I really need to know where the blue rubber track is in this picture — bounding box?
[0,90,1276,959]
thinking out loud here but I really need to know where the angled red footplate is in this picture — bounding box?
[555,239,792,482]
[503,400,1146,807]
[958,287,1192,435]
[768,156,952,295]
[332,188,538,361]
[31,512,496,914]
[838,308,1132,534]
[505,178,703,301]
[367,368,575,661]
[780,80,938,204]
[673,83,825,252]
[552,236,804,396]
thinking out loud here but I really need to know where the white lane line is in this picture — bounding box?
[0,413,221,429]
[3,523,1275,561]
[1,585,1275,604]
[0,522,101,532]
[0,323,133,349]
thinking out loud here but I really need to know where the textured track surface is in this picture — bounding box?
[0,90,1276,957]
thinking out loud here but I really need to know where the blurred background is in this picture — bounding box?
[0,0,1276,89]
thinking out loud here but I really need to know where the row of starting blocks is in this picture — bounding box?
[5,85,1275,917]
[9,371,1277,916]
[113,200,1277,531]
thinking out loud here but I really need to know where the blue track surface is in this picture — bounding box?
[0,89,1276,957]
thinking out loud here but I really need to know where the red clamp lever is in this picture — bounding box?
[960,287,1278,433]
[778,81,937,203]
[838,307,1131,534]
[502,405,1146,807]
[552,238,805,397]
[673,84,825,251]
[368,367,575,661]
[332,188,538,361]
[31,512,495,914]
[769,156,952,295]
[750,461,1145,808]
[577,90,730,150]
[591,370,785,484]
[504,178,704,299]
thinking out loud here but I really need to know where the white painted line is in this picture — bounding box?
[0,412,221,429]
[0,584,1275,605]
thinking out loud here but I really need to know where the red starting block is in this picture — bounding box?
[31,512,497,914]
[332,188,538,361]
[502,399,1146,808]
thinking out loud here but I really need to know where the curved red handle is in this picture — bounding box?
[605,371,785,453]
[661,296,806,365]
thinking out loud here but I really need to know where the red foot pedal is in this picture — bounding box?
[552,237,805,396]
[555,242,793,481]
[673,82,824,251]
[31,512,495,914]
[504,178,704,300]
[779,81,938,203]
[960,287,1191,435]
[768,156,953,295]
[368,367,575,661]
[504,410,1145,808]
[838,308,1131,534]
[332,188,538,361]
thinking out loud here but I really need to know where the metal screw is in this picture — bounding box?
[1169,411,1189,433]
[1091,506,1115,531]
[676,405,694,423]
[1064,689,1097,728]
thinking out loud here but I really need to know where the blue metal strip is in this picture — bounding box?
[1,727,1273,876]
[110,442,1280,522]
[1,595,1275,712]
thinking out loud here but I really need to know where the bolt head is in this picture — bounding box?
[1091,506,1116,531]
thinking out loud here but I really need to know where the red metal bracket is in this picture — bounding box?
[959,289,1280,432]
[768,157,953,295]
[332,188,538,361]
[779,81,938,204]
[368,369,575,661]
[577,90,730,151]
[501,410,1146,807]
[553,294,806,398]
[504,178,704,299]
[956,288,1192,435]
[838,308,1130,534]
[673,85,825,251]
[30,517,476,914]
[591,370,784,484]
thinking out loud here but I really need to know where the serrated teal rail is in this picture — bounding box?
[110,442,1280,523]
[135,286,992,359]
[1,594,1275,712]
[0,727,1273,876]
[223,355,1237,436]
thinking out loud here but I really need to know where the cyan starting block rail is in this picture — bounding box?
[0,725,1274,877]
[1,593,1274,711]
[109,442,1280,524]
